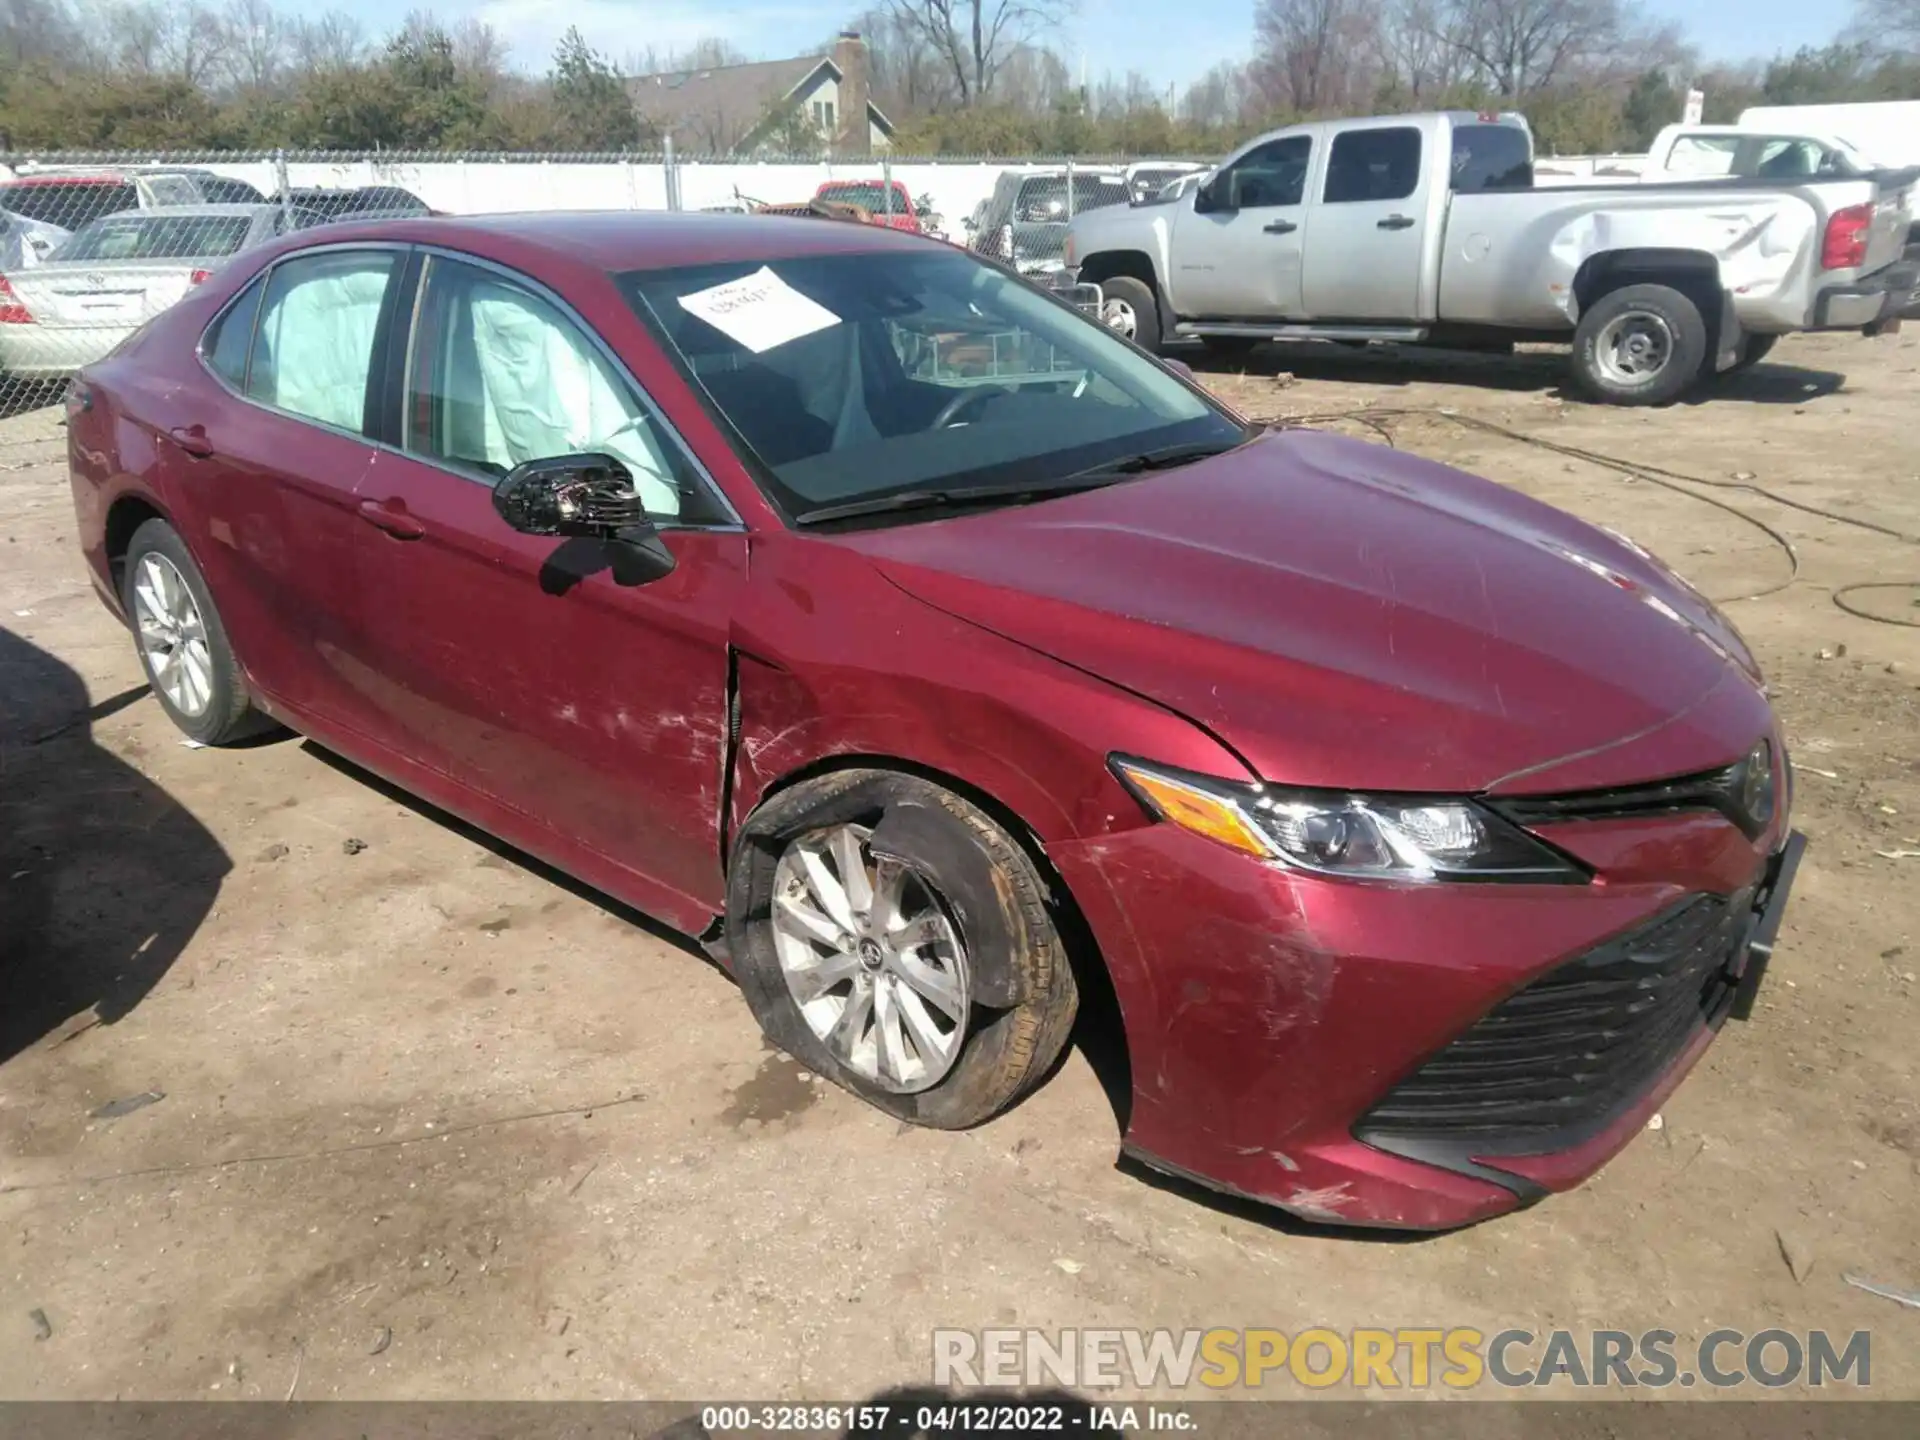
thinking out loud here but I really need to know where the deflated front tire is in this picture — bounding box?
[726,769,1079,1129]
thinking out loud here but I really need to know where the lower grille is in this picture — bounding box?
[1357,890,1752,1153]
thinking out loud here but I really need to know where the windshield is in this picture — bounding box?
[623,249,1240,523]
[0,180,135,230]
[58,213,253,262]
[1014,176,1130,222]
[818,183,906,212]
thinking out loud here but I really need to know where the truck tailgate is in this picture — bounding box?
[1864,171,1918,273]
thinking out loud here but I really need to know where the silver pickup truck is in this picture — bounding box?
[1064,110,1918,404]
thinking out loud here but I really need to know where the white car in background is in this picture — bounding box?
[1,207,67,271]
[0,204,319,381]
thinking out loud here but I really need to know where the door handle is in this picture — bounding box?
[167,424,214,458]
[357,497,425,540]
[1377,215,1416,230]
[1263,219,1298,234]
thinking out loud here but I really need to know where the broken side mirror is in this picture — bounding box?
[492,452,677,585]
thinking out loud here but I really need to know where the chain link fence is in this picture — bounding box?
[0,149,1209,416]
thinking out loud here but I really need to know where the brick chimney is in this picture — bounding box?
[831,29,871,158]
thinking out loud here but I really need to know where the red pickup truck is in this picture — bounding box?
[812,180,921,232]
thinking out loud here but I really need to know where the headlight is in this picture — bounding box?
[1731,737,1777,836]
[1110,756,1587,884]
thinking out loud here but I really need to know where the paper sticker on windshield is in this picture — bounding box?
[676,266,840,353]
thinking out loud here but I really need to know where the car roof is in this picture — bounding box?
[276,209,935,272]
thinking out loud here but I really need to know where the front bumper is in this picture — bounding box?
[1811,261,1916,332]
[1048,782,1801,1231]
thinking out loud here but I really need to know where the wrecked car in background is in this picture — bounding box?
[66,210,1802,1230]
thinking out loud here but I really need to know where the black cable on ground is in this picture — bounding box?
[1258,404,1920,628]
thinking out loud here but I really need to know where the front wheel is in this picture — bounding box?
[1097,276,1163,354]
[726,769,1079,1129]
[1570,283,1708,406]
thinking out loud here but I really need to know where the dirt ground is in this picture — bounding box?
[1,331,1916,1405]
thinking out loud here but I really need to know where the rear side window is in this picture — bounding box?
[1324,128,1422,204]
[0,180,137,230]
[1451,125,1533,192]
[204,277,266,390]
[246,251,398,434]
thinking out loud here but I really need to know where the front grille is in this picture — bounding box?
[1486,764,1741,828]
[1357,890,1752,1153]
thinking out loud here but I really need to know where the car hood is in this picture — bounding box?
[843,429,1769,795]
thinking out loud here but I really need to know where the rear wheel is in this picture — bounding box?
[121,519,271,746]
[1097,276,1163,353]
[726,769,1079,1129]
[1570,283,1708,406]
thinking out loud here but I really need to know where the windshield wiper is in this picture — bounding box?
[792,477,1120,526]
[1059,440,1246,483]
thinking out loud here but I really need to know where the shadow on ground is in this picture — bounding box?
[0,627,229,1067]
[1184,341,1846,407]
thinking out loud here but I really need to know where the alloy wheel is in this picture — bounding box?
[770,823,972,1094]
[131,552,214,718]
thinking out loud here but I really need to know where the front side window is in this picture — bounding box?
[247,250,397,433]
[1324,127,1422,204]
[625,249,1240,522]
[403,256,717,524]
[1219,137,1312,209]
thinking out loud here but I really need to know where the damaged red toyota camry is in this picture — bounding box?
[66,213,1802,1230]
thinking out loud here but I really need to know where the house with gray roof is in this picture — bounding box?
[626,32,895,158]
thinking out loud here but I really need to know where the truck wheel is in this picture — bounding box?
[1725,334,1777,374]
[1099,276,1162,353]
[726,769,1079,1130]
[1571,284,1708,406]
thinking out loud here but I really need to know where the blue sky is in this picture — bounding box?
[364,0,1846,89]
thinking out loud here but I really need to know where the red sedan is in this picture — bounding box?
[64,213,1802,1230]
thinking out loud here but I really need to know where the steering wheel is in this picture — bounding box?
[933,384,1012,429]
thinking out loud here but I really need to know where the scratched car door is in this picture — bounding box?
[345,253,747,914]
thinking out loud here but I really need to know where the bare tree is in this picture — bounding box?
[877,0,1073,105]
[1373,0,1471,102]
[1179,60,1254,130]
[1253,0,1380,114]
[219,0,286,90]
[1442,0,1622,99]
[2,0,81,65]
[286,9,363,71]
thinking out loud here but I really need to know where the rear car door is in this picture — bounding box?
[163,245,407,728]
[1169,134,1314,318]
[1301,124,1432,320]
[345,251,747,912]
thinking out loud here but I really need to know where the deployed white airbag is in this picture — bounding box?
[255,259,391,430]
[469,281,682,518]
